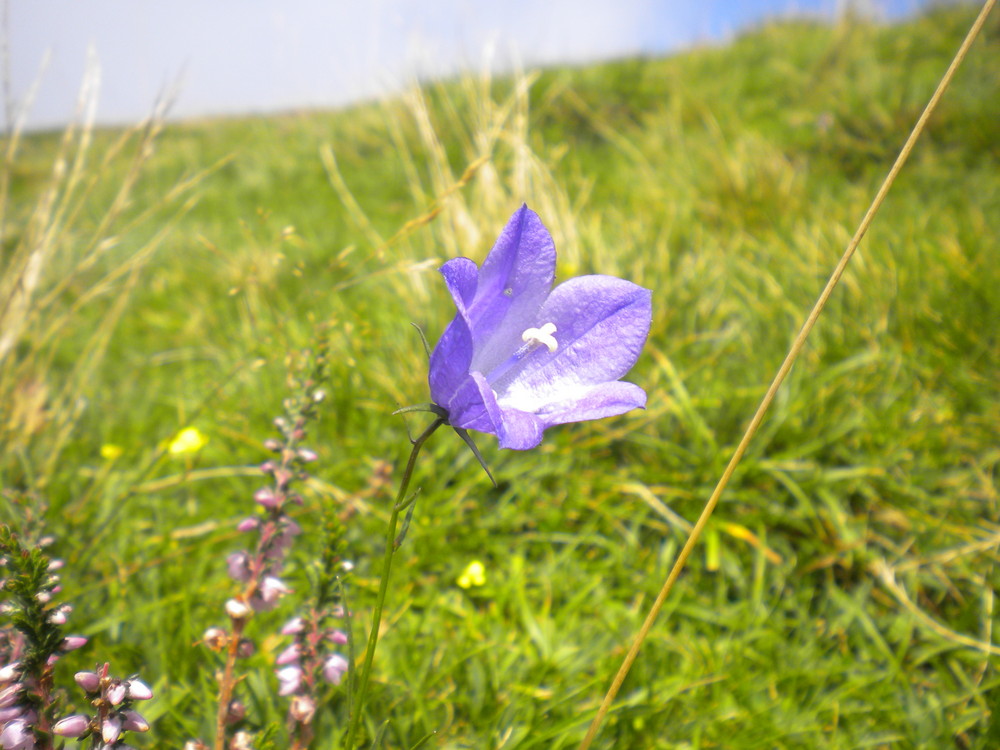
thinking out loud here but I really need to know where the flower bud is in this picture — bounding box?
[0,719,33,749]
[259,577,291,605]
[52,714,91,737]
[236,517,260,533]
[275,643,300,666]
[61,635,88,651]
[263,439,282,452]
[231,730,255,750]
[102,714,122,744]
[202,627,228,651]
[0,684,20,708]
[312,389,326,403]
[227,551,252,582]
[0,662,20,683]
[107,682,127,705]
[74,671,101,693]
[296,448,318,463]
[225,599,252,620]
[280,617,304,635]
[253,487,280,509]
[276,666,302,696]
[225,700,246,725]
[322,654,349,685]
[328,629,348,645]
[289,695,316,724]
[126,678,153,701]
[122,708,149,732]
[236,638,256,659]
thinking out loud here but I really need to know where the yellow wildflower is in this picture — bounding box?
[100,444,124,460]
[457,560,486,589]
[168,427,208,455]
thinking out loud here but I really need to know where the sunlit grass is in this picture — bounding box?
[1,5,998,748]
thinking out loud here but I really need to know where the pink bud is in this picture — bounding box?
[254,487,280,509]
[289,694,316,724]
[297,448,318,463]
[322,654,349,685]
[227,551,252,582]
[0,706,24,723]
[0,662,20,683]
[275,643,300,666]
[225,599,252,620]
[74,671,101,692]
[47,559,65,571]
[236,517,260,533]
[53,714,91,737]
[0,684,19,707]
[126,679,153,701]
[61,635,87,651]
[0,719,33,749]
[328,629,348,645]
[273,468,292,488]
[49,605,70,625]
[276,666,302,696]
[123,708,149,732]
[108,682,127,705]
[225,700,246,725]
[263,439,282,452]
[260,577,291,605]
[236,638,256,659]
[203,627,228,650]
[280,617,304,635]
[102,714,122,744]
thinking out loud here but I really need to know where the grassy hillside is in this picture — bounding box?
[2,5,998,748]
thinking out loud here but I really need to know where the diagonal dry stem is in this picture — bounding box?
[577,1,997,746]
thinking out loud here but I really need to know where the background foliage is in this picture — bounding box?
[1,5,998,748]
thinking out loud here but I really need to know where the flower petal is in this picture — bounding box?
[534,380,646,426]
[465,205,555,375]
[496,275,651,411]
[429,314,474,408]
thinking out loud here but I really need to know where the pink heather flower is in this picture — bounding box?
[322,654,349,685]
[328,629,348,645]
[60,636,87,651]
[0,684,20,707]
[276,666,302,697]
[275,643,300,666]
[47,559,64,571]
[52,715,90,737]
[0,662,19,683]
[226,551,252,582]
[289,695,316,724]
[259,576,291,606]
[107,683,127,706]
[254,487,280,509]
[74,671,100,692]
[236,517,260,533]
[126,679,153,701]
[225,599,253,620]
[0,706,24,723]
[48,605,71,625]
[280,617,304,635]
[0,718,34,750]
[122,709,149,732]
[296,448,318,463]
[102,714,122,744]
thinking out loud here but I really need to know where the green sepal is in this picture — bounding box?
[453,427,497,488]
[410,322,432,360]
[393,402,448,420]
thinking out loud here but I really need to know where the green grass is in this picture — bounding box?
[2,5,998,748]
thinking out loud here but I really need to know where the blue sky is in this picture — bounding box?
[11,0,927,130]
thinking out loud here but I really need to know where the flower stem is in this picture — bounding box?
[344,417,444,748]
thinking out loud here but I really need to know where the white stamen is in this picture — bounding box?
[521,322,558,353]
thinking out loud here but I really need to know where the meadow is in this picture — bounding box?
[1,4,998,748]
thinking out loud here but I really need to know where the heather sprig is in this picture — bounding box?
[203,346,330,750]
[0,523,87,750]
[51,663,152,748]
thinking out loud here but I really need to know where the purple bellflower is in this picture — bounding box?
[428,205,651,450]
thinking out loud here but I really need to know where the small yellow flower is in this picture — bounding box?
[100,444,124,460]
[457,560,486,589]
[168,427,208,455]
